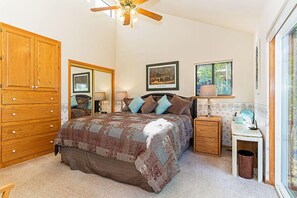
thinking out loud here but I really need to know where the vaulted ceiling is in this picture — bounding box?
[107,0,267,33]
[142,0,267,33]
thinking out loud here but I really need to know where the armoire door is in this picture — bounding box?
[1,24,35,91]
[35,36,60,92]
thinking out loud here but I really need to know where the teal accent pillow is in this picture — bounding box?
[155,95,172,115]
[87,101,92,110]
[128,96,145,113]
[71,96,78,107]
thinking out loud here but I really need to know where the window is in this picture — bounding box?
[196,61,232,96]
[95,0,113,17]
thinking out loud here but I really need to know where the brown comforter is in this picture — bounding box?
[55,112,193,192]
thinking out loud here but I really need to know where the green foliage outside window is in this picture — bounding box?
[196,61,232,96]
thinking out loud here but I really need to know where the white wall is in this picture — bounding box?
[254,0,286,181]
[116,14,254,103]
[0,0,116,106]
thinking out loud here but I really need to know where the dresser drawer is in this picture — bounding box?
[195,125,218,138]
[195,141,218,155]
[2,91,59,105]
[195,121,218,127]
[2,105,59,123]
[1,133,56,163]
[2,120,60,141]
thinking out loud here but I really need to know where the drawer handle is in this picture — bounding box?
[50,141,53,144]
[50,110,54,113]
[12,150,16,153]
[12,130,16,134]
[12,97,16,101]
[35,86,38,89]
[50,97,54,101]
[50,124,53,128]
[31,85,35,89]
[12,113,16,116]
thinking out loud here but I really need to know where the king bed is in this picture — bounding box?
[55,93,197,193]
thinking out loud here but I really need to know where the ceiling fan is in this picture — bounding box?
[91,0,163,27]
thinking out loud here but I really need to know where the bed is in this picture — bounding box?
[55,93,197,193]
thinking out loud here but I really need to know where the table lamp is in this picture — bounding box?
[95,92,106,112]
[200,85,217,117]
[116,91,127,111]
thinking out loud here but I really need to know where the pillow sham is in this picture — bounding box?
[141,95,157,114]
[167,95,191,115]
[87,100,92,110]
[122,98,133,111]
[71,95,78,108]
[129,96,145,113]
[155,95,172,115]
[182,97,194,117]
[76,97,89,109]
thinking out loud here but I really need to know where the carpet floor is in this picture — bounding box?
[0,148,278,198]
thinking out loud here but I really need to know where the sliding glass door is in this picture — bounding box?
[275,6,297,197]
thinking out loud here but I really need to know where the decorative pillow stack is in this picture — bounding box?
[122,95,193,117]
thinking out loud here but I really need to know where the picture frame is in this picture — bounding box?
[146,61,179,91]
[73,72,90,93]
[256,40,261,94]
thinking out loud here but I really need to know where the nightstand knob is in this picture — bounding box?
[12,97,16,101]
[50,97,53,101]
[12,150,16,153]
[12,130,16,134]
[50,141,53,144]
[12,113,16,116]
[50,124,53,128]
[50,110,53,113]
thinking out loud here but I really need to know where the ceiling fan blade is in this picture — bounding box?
[134,0,149,5]
[123,13,131,25]
[137,8,163,21]
[91,6,120,12]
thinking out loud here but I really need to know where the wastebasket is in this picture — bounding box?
[237,150,254,179]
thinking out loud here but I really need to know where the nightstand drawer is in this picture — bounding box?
[196,136,218,144]
[196,121,218,127]
[195,125,218,138]
[195,141,218,155]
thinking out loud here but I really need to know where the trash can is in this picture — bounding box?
[237,150,254,179]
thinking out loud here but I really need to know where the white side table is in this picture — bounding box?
[231,121,263,182]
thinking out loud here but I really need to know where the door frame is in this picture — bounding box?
[68,59,115,121]
[274,5,297,197]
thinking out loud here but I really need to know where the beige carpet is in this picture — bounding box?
[0,148,278,198]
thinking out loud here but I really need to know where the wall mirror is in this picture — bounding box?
[68,60,114,120]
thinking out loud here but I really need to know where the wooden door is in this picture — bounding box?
[35,36,60,92]
[1,24,35,90]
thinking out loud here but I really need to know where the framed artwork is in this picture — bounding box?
[256,40,261,94]
[73,72,90,93]
[146,61,179,91]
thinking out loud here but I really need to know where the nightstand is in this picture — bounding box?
[194,116,222,156]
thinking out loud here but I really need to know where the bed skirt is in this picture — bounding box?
[60,147,153,192]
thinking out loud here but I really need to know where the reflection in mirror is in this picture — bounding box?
[70,66,93,119]
[94,71,112,113]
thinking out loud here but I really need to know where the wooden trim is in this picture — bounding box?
[194,96,236,99]
[68,60,115,121]
[269,38,276,185]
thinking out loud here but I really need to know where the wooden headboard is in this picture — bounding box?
[141,93,197,119]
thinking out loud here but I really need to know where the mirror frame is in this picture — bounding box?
[68,59,115,121]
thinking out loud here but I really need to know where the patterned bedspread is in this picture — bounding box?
[55,112,193,192]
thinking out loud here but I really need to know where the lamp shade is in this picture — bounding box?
[116,91,127,101]
[200,85,217,97]
[95,92,106,101]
